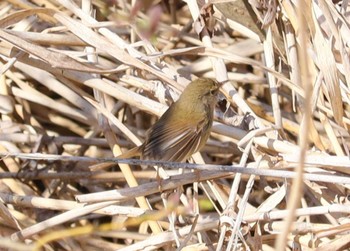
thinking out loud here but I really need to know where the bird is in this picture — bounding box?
[118,78,221,162]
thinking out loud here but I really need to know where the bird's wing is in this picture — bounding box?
[142,118,208,162]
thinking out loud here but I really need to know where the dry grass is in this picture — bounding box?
[0,0,350,250]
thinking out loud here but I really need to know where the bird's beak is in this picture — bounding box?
[216,79,230,100]
[217,79,230,87]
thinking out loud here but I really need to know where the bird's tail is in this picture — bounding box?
[116,146,142,159]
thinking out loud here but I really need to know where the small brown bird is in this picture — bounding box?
[119,78,221,162]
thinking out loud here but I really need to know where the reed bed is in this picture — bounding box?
[0,0,349,250]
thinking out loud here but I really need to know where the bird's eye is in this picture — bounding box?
[210,89,217,95]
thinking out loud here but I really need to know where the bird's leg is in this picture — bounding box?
[155,165,163,192]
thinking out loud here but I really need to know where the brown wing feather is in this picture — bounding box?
[141,118,209,162]
[163,127,203,161]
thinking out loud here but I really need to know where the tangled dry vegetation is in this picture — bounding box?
[0,0,350,250]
